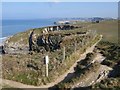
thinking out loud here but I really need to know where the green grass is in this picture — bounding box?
[7,28,43,45]
[88,20,118,43]
[3,33,101,86]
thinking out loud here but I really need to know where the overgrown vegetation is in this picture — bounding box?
[2,25,101,86]
[55,51,99,89]
[57,62,101,89]
[3,20,118,88]
[96,41,120,68]
[55,40,120,89]
[91,41,120,89]
[93,78,120,89]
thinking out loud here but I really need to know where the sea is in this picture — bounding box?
[0,18,60,45]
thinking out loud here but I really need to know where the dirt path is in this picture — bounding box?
[72,65,112,88]
[1,35,102,89]
[92,52,105,63]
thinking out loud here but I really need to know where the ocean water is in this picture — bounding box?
[0,19,60,45]
[2,19,60,37]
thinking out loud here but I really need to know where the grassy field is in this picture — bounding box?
[88,20,118,43]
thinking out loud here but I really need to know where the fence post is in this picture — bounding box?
[45,55,49,77]
[63,46,65,62]
[74,41,77,52]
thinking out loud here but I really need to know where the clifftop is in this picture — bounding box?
[3,24,89,54]
[2,23,102,86]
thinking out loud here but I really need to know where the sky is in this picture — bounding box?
[2,2,118,19]
[1,0,120,2]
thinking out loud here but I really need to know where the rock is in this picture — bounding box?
[35,34,62,52]
[0,46,5,54]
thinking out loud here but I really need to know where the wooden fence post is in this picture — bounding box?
[63,46,65,62]
[45,55,49,77]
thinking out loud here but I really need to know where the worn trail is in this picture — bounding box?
[1,36,102,89]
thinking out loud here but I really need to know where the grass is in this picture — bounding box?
[5,19,118,54]
[96,41,120,68]
[6,20,118,45]
[57,62,101,88]
[88,20,118,43]
[6,28,43,45]
[93,78,120,89]
[3,20,112,86]
[91,41,120,89]
[3,32,101,86]
[47,34,101,86]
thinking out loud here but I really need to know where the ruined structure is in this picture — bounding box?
[43,24,81,32]
[34,34,62,52]
[3,23,87,54]
[28,24,84,53]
